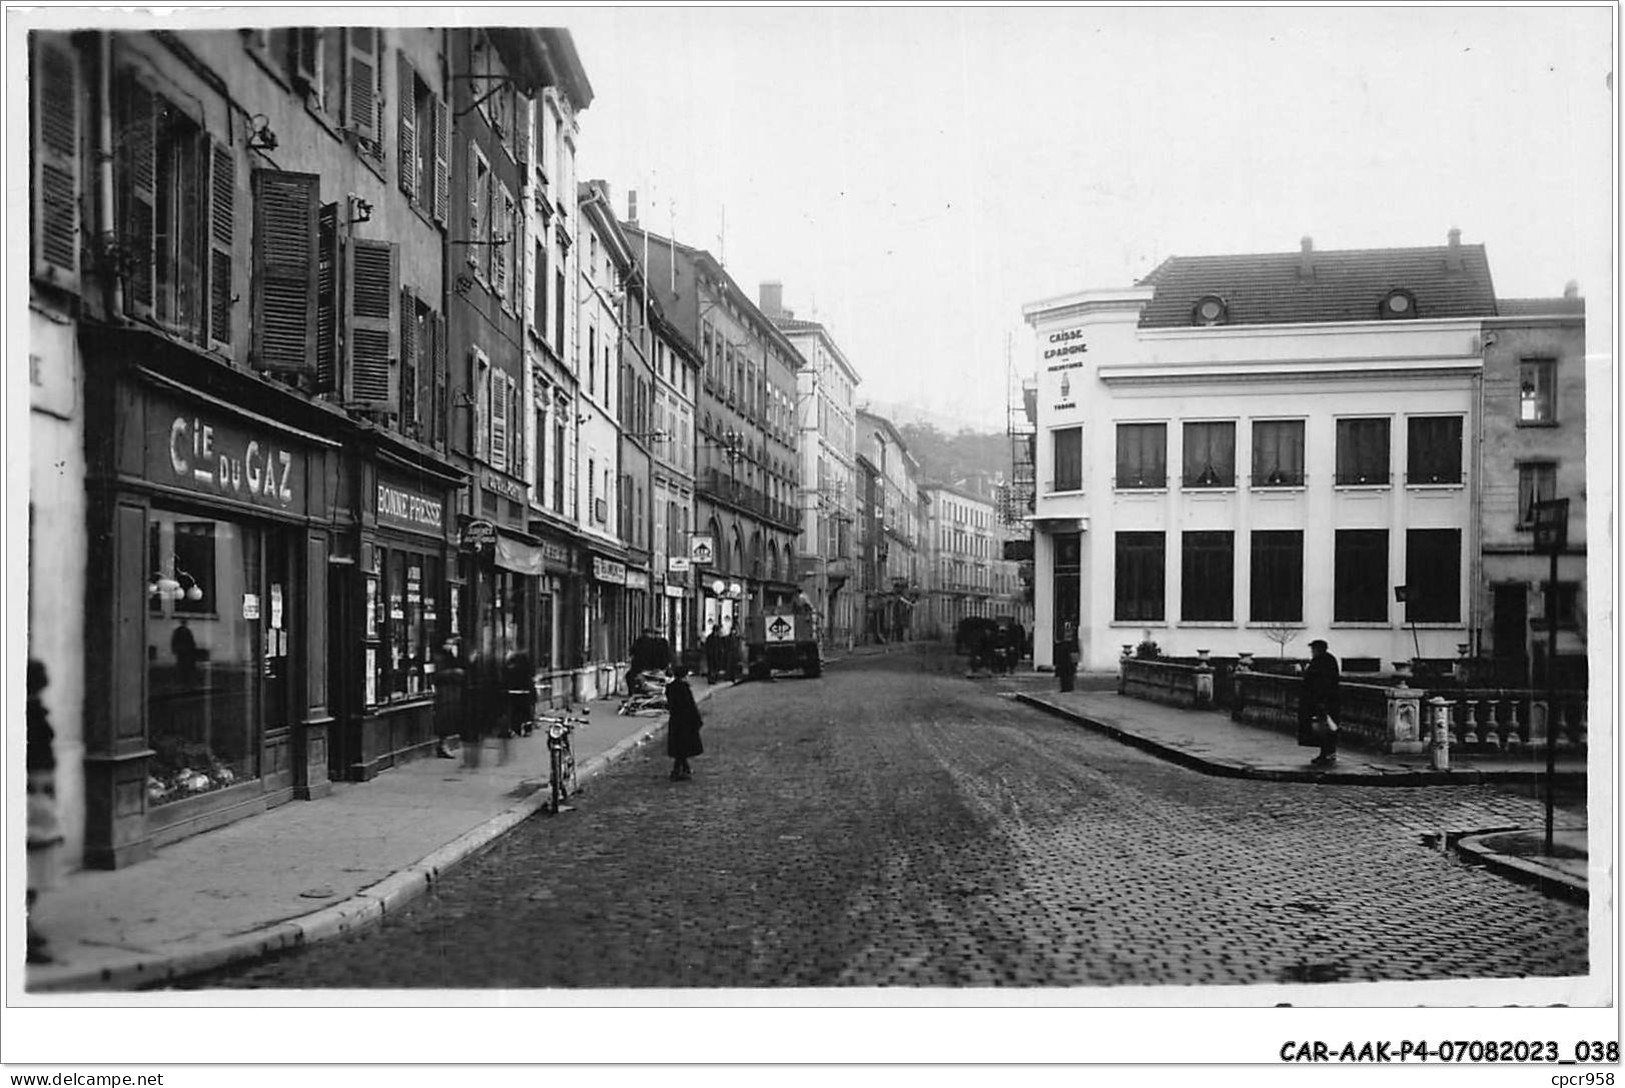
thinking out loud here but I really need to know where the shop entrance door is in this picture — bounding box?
[1492,583,1529,687]
[262,536,295,798]
[326,561,359,781]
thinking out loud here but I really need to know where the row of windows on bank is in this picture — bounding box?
[1049,417,1467,492]
[1092,528,1465,626]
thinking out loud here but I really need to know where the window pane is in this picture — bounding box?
[1249,530,1303,622]
[1405,529,1460,623]
[1407,416,1463,484]
[1334,529,1388,622]
[1114,531,1165,621]
[1182,422,1235,487]
[1053,426,1082,491]
[1252,421,1304,486]
[1336,419,1390,484]
[1520,360,1555,423]
[1518,463,1557,526]
[1181,530,1233,621]
[1116,424,1166,488]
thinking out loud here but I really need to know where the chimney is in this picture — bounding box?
[1564,279,1579,300]
[760,280,784,318]
[627,189,639,229]
[1446,227,1463,270]
[1298,236,1315,278]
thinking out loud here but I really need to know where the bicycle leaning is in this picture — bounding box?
[535,708,590,814]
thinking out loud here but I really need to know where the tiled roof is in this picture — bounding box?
[1497,297,1585,317]
[773,316,825,332]
[1135,243,1498,328]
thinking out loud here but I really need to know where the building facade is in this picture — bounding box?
[621,226,804,637]
[921,483,1004,637]
[856,409,924,642]
[1477,291,1588,688]
[763,283,861,650]
[1023,234,1495,673]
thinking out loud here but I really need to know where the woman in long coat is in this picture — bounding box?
[665,665,704,781]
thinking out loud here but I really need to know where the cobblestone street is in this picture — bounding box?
[191,650,1588,989]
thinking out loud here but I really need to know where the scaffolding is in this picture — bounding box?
[997,336,1036,529]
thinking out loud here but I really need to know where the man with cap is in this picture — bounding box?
[1298,638,1342,766]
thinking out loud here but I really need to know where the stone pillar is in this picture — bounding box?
[1384,683,1424,754]
[1231,654,1252,722]
[1527,699,1549,748]
[1194,650,1214,708]
[1429,696,1452,771]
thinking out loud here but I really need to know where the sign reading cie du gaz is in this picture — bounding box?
[155,409,302,510]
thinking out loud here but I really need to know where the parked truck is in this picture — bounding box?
[744,606,822,679]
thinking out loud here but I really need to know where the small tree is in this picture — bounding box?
[1262,623,1301,660]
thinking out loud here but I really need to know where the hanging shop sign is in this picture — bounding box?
[593,557,627,585]
[668,556,691,573]
[377,480,446,535]
[460,519,498,551]
[483,472,526,504]
[664,584,687,598]
[150,407,304,511]
[690,535,715,566]
[626,570,650,591]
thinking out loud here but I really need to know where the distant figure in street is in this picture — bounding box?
[432,640,467,758]
[170,619,201,685]
[1009,621,1027,668]
[27,659,63,965]
[502,649,536,743]
[665,664,704,781]
[1298,638,1342,766]
[703,623,724,683]
[629,626,673,693]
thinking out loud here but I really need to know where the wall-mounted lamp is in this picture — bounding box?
[149,568,203,602]
[246,114,278,151]
[348,194,374,225]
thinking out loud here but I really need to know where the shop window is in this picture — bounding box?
[1534,581,1582,630]
[372,546,442,703]
[1114,531,1165,622]
[1335,418,1391,485]
[1251,420,1304,487]
[1181,531,1233,621]
[1404,529,1461,623]
[1519,359,1556,424]
[1517,462,1558,529]
[1182,421,1236,488]
[1249,530,1303,623]
[1334,529,1388,622]
[1115,423,1166,489]
[1406,416,1463,484]
[146,511,262,806]
[1051,426,1083,492]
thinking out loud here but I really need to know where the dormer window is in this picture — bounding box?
[1192,295,1228,326]
[1380,289,1417,319]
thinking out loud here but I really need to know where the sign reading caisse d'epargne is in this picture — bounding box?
[765,615,794,642]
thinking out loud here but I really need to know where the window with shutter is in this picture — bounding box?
[468,146,487,270]
[250,170,319,373]
[32,33,80,290]
[491,368,509,470]
[469,349,489,459]
[207,142,235,353]
[314,202,342,392]
[492,182,511,301]
[509,373,522,477]
[346,28,380,153]
[432,311,447,448]
[344,239,399,409]
[432,95,450,227]
[400,286,418,433]
[515,95,532,167]
[396,51,416,200]
[116,69,157,318]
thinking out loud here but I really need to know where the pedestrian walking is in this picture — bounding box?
[1298,638,1342,766]
[1055,621,1079,693]
[432,640,467,758]
[703,623,723,683]
[463,642,499,769]
[27,658,64,965]
[665,664,704,781]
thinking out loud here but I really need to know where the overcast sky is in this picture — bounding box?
[559,5,1614,431]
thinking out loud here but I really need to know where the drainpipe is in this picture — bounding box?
[1469,331,1491,658]
[97,32,123,318]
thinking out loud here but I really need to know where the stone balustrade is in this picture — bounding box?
[1119,656,1214,709]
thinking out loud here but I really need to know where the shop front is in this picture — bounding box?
[486,530,576,708]
[82,362,336,867]
[586,553,629,699]
[330,458,461,781]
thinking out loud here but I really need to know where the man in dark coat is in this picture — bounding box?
[703,624,723,683]
[665,664,704,781]
[1298,638,1342,766]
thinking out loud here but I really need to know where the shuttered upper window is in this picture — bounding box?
[31,33,81,292]
[251,170,319,372]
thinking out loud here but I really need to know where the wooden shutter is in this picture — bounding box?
[347,28,379,148]
[207,141,235,353]
[470,351,488,460]
[344,239,399,409]
[466,149,481,267]
[314,202,342,392]
[491,363,509,470]
[116,68,156,318]
[293,28,319,90]
[432,94,450,227]
[400,285,418,433]
[432,310,447,448]
[396,51,416,201]
[32,33,80,289]
[492,181,510,301]
[250,170,319,373]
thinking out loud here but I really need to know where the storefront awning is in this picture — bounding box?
[494,535,546,576]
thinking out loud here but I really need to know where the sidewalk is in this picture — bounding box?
[25,682,728,994]
[1010,682,1590,903]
